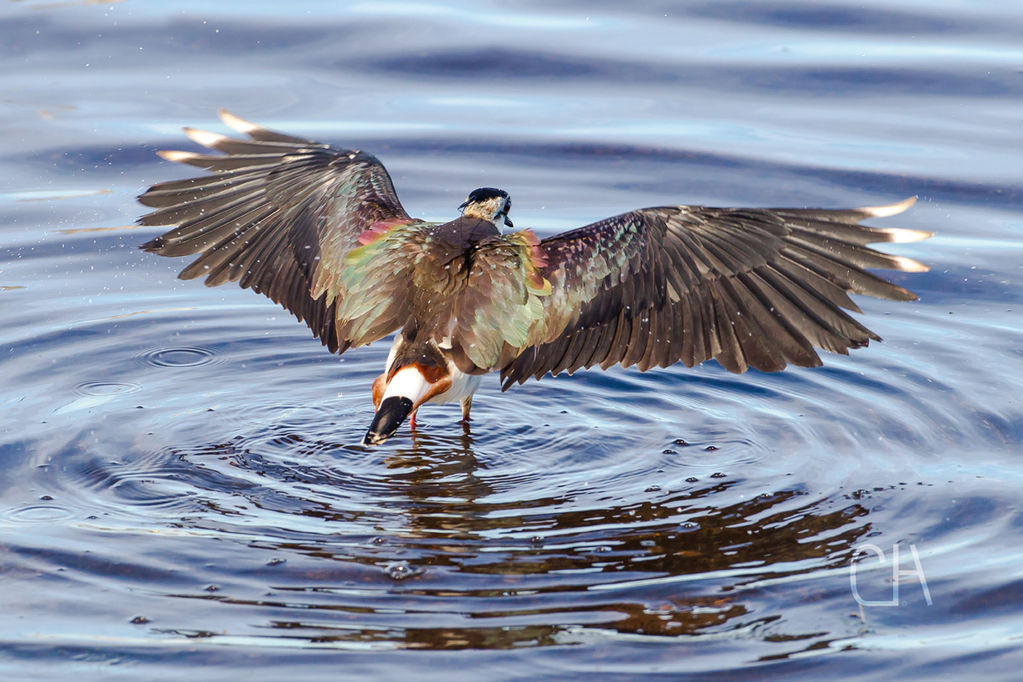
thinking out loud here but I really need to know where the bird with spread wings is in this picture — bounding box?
[139,110,931,444]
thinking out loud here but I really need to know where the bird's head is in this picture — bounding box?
[364,361,452,446]
[459,187,513,227]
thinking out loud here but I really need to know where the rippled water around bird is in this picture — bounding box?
[2,1,1023,679]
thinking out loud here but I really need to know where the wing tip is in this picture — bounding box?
[883,227,934,244]
[218,108,261,136]
[139,236,164,251]
[892,255,930,273]
[156,149,198,163]
[859,196,933,244]
[183,127,228,149]
[858,195,917,219]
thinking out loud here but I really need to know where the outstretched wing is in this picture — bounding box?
[138,109,420,353]
[500,198,931,388]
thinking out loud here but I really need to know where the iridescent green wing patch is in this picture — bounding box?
[331,220,433,348]
[448,229,553,369]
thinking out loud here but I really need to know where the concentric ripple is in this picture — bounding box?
[74,381,141,396]
[138,347,219,368]
[3,200,1021,676]
[7,262,1014,660]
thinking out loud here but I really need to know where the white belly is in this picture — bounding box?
[427,367,482,405]
[382,335,483,405]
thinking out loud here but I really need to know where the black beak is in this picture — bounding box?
[504,215,514,227]
[363,396,414,445]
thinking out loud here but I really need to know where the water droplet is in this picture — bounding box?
[130,615,150,625]
[704,445,719,452]
[710,472,727,478]
[644,484,662,492]
[266,558,286,566]
[672,438,689,447]
[685,477,698,483]
[385,561,423,581]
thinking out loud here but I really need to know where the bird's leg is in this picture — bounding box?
[460,395,472,423]
[410,409,418,430]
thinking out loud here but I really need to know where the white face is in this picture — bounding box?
[461,193,512,226]
[463,195,506,221]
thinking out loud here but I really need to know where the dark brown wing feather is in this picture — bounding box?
[500,198,930,388]
[138,110,413,353]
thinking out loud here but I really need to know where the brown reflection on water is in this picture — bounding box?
[154,433,873,650]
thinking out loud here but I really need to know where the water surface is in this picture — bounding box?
[2,1,1022,679]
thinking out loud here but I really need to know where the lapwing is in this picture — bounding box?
[138,111,932,445]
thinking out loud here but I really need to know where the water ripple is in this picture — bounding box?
[74,381,141,396]
[138,347,218,368]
